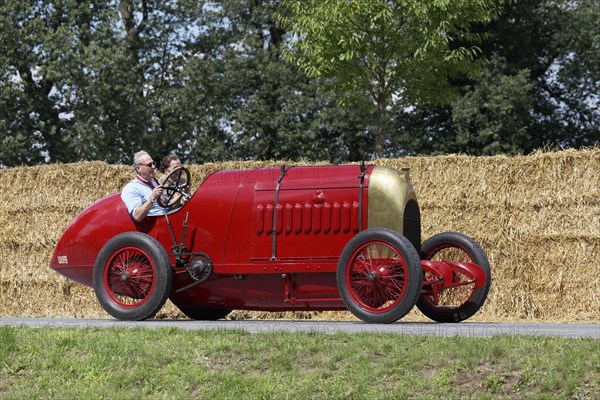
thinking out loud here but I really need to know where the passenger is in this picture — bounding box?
[159,153,183,179]
[158,153,190,208]
[121,150,164,222]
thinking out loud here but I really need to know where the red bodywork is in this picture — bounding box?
[50,164,491,322]
[50,165,373,312]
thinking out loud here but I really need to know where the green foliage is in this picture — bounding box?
[0,0,381,166]
[0,0,598,165]
[0,0,158,164]
[282,0,502,102]
[451,55,534,155]
[172,0,374,163]
[454,0,599,154]
[389,0,599,156]
[280,0,504,155]
[535,0,600,147]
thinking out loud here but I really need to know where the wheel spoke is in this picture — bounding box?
[347,242,408,312]
[104,247,155,307]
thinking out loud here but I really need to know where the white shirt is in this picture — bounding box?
[120,176,165,218]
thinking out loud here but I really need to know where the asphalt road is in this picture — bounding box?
[1,317,598,338]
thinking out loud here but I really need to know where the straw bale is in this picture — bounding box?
[1,149,599,322]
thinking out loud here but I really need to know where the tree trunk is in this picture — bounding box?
[119,0,149,140]
[374,92,388,158]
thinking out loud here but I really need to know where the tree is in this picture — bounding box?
[389,57,534,157]
[71,0,201,163]
[179,0,374,163]
[0,0,160,165]
[280,0,504,157]
[388,0,599,156]
[0,0,98,165]
[451,55,534,155]
[0,1,208,166]
[0,0,378,167]
[11,1,595,165]
[527,0,599,147]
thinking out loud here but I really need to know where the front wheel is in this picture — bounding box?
[93,232,173,320]
[417,232,491,322]
[337,228,422,324]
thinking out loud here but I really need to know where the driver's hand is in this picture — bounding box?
[152,185,163,200]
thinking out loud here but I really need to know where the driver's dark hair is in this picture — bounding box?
[160,153,181,173]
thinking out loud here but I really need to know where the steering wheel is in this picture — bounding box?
[158,166,192,208]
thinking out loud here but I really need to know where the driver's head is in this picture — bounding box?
[133,150,156,181]
[160,153,182,174]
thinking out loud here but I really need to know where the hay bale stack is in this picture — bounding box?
[0,150,598,322]
[380,148,600,321]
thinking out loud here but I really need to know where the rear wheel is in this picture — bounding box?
[93,232,173,320]
[337,228,422,324]
[417,232,491,322]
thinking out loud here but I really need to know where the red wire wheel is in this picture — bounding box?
[337,228,422,323]
[103,247,156,306]
[417,232,491,322]
[93,232,173,320]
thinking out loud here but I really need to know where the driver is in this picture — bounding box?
[121,150,165,222]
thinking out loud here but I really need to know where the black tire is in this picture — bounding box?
[417,232,491,322]
[336,228,422,324]
[93,232,173,320]
[177,306,232,321]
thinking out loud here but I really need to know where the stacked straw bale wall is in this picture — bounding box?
[0,149,598,322]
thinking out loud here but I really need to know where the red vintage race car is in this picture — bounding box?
[49,164,491,323]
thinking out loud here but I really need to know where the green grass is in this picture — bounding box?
[0,326,598,399]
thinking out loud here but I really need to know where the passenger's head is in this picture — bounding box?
[160,153,182,174]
